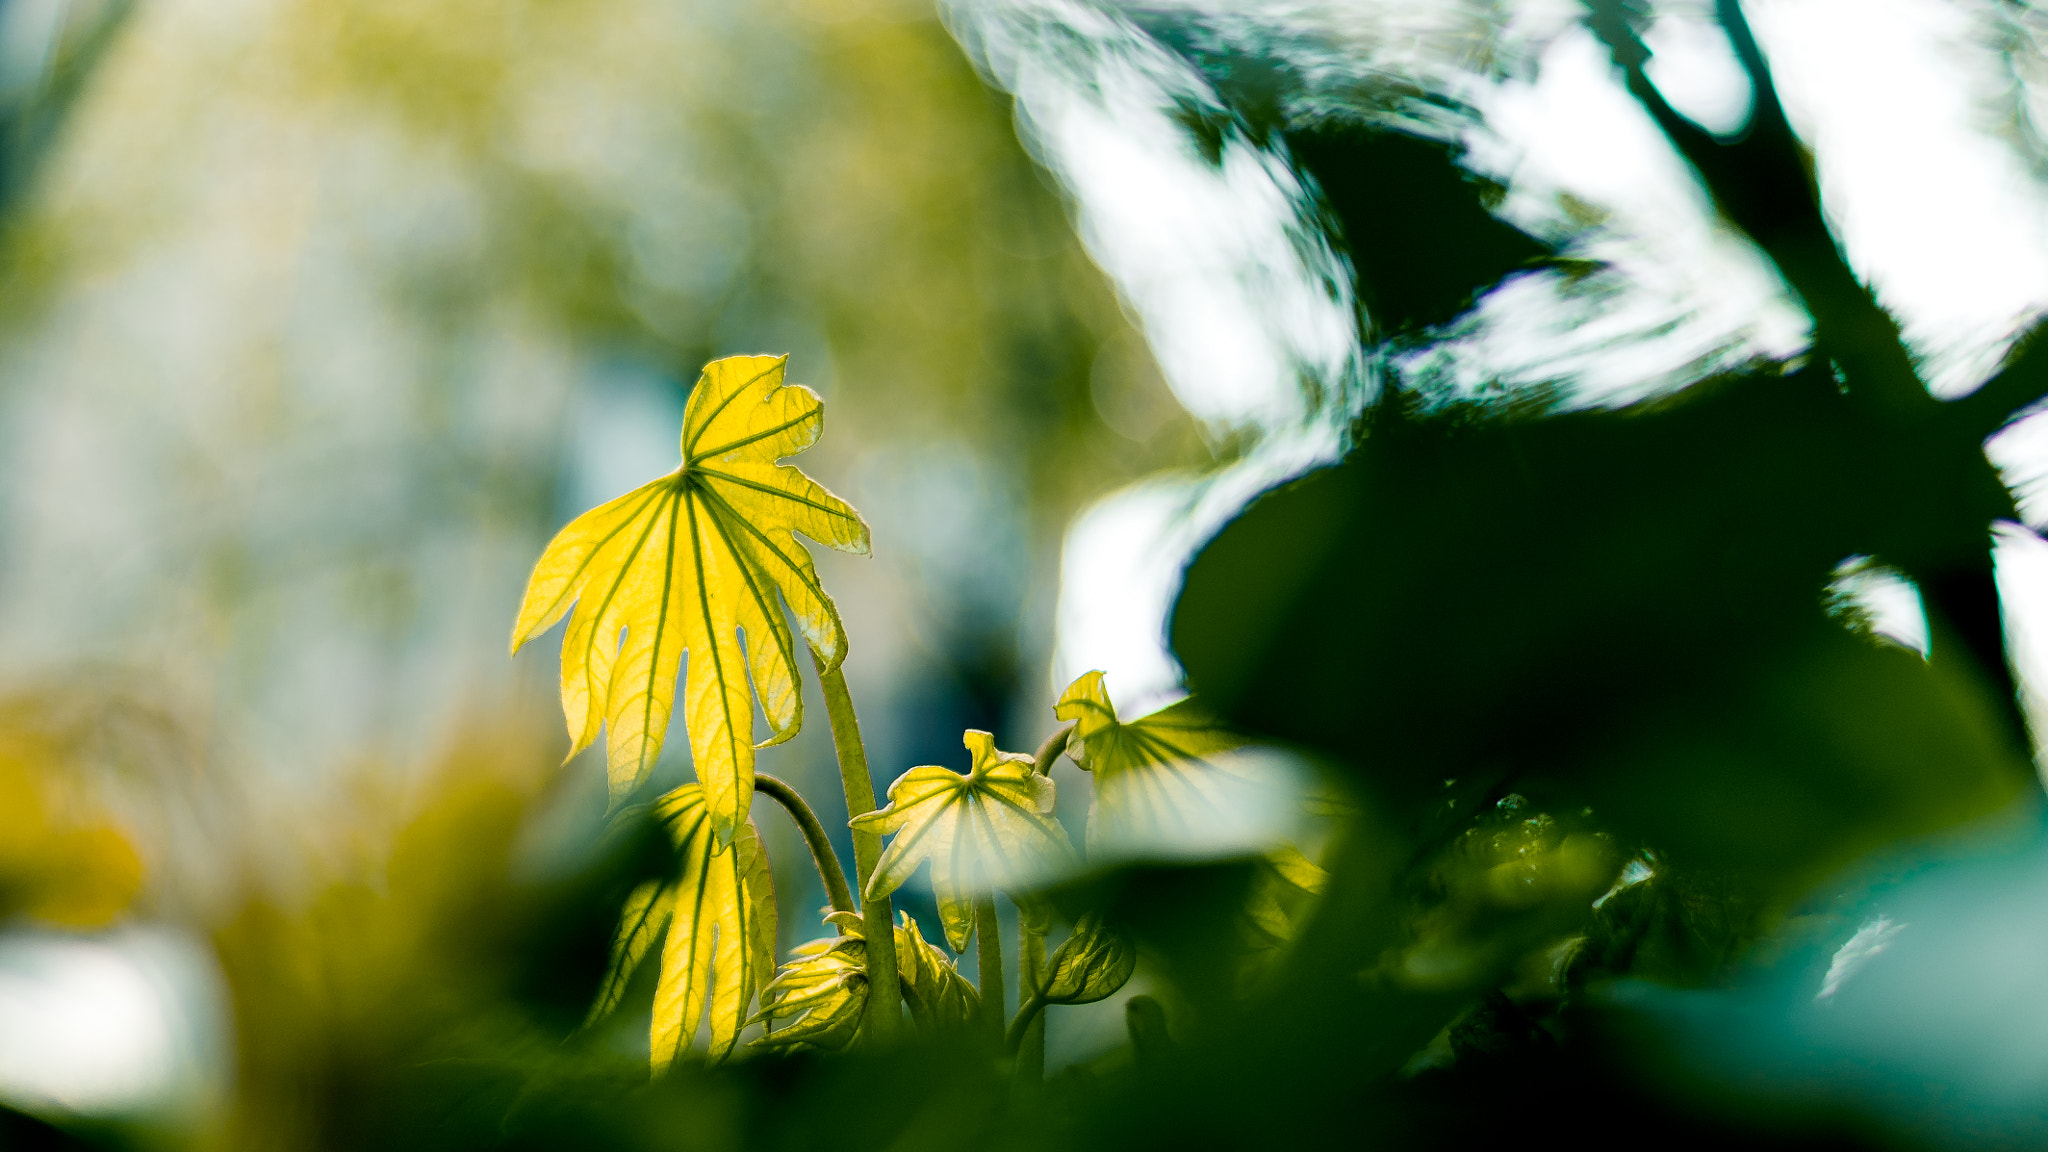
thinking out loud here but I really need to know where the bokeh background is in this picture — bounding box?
[5,0,2048,1146]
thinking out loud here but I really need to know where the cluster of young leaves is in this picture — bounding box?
[753,910,979,1050]
[511,354,869,843]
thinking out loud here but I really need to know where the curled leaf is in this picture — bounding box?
[1042,914,1137,1006]
[852,730,1075,951]
[648,784,777,1069]
[511,354,870,841]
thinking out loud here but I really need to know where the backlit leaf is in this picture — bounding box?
[511,354,870,841]
[852,730,1075,951]
[1055,670,1260,852]
[648,783,777,1069]
[894,911,980,1030]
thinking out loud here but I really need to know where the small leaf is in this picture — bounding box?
[648,783,778,1069]
[511,354,870,841]
[852,730,1075,951]
[894,911,980,1030]
[585,878,676,1027]
[1041,914,1137,1006]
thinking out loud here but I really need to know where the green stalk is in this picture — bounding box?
[1016,917,1046,1079]
[1005,994,1048,1055]
[1015,721,1069,1078]
[1031,722,1075,776]
[814,651,899,1040]
[753,772,854,916]
[976,896,1005,1045]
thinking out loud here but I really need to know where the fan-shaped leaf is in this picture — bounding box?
[852,730,1074,951]
[511,354,870,841]
[1055,670,1261,852]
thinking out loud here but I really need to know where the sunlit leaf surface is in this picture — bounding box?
[853,731,1074,951]
[1055,670,1275,853]
[512,354,870,840]
[582,784,776,1068]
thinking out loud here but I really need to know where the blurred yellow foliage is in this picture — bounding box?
[0,730,143,929]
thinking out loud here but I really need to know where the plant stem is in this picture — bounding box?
[814,651,898,1041]
[1015,721,1074,1073]
[1032,722,1075,775]
[1005,994,1048,1055]
[1017,916,1046,1079]
[976,896,1005,1044]
[1013,722,1073,1074]
[753,772,854,916]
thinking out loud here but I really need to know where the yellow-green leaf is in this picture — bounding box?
[1055,670,1267,853]
[851,730,1074,952]
[511,354,870,841]
[648,783,777,1069]
[894,911,979,1030]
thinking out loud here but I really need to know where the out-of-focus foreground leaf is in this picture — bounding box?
[584,783,776,1068]
[0,731,141,928]
[511,354,870,841]
[1173,366,2030,891]
[853,730,1073,951]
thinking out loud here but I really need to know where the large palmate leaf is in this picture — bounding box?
[852,731,1075,951]
[511,354,870,840]
[1055,670,1284,855]
[585,784,776,1068]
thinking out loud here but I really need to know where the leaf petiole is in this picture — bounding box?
[1004,994,1048,1055]
[977,895,1005,1043]
[753,772,854,916]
